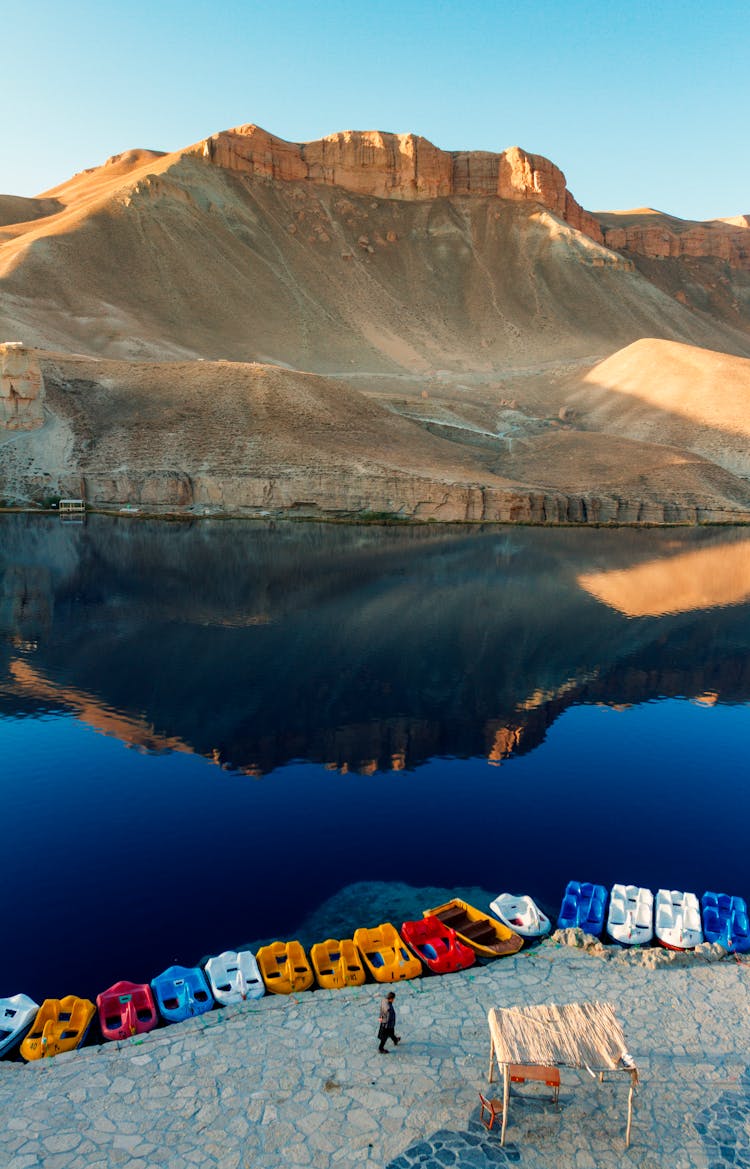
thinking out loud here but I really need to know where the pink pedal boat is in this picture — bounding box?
[96,981,159,1041]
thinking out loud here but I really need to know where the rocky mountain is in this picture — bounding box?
[1,123,749,520]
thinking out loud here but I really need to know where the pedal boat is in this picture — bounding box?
[256,941,314,994]
[96,981,159,1041]
[606,884,654,946]
[701,892,750,953]
[310,938,366,989]
[557,880,608,936]
[151,965,213,1022]
[20,996,95,1060]
[0,994,39,1058]
[655,889,703,950]
[422,898,523,958]
[204,950,265,1004]
[353,923,422,982]
[401,915,476,973]
[490,893,551,939]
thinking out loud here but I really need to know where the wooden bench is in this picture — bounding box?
[509,1063,560,1104]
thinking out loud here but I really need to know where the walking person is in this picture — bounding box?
[378,991,400,1053]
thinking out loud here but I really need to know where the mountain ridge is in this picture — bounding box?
[1,121,750,522]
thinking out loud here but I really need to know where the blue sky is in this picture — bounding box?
[2,0,747,220]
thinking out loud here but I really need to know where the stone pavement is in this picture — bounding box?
[2,943,750,1168]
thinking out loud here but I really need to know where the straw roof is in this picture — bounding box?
[487,1001,633,1072]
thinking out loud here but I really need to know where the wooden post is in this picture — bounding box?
[500,1064,510,1146]
[625,1071,635,1148]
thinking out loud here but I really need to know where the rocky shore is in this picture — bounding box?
[2,938,749,1169]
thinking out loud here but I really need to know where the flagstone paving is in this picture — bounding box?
[2,943,750,1168]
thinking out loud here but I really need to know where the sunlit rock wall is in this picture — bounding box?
[0,343,45,430]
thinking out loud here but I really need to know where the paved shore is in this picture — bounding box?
[2,941,750,1169]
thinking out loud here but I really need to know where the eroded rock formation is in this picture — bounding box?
[600,214,750,270]
[195,125,603,243]
[0,343,44,430]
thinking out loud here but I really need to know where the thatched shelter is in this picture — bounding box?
[486,1001,638,1147]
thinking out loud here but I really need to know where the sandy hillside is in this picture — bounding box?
[1,349,748,522]
[2,124,750,520]
[2,143,749,372]
[566,339,750,477]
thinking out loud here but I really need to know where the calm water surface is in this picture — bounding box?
[2,515,750,1001]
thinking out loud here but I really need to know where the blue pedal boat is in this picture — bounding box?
[701,892,750,953]
[557,880,607,936]
[151,965,214,1023]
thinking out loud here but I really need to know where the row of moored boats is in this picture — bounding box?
[558,882,750,952]
[2,884,745,1061]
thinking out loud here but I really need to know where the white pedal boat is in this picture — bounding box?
[655,889,704,950]
[204,950,265,1004]
[490,893,551,939]
[606,884,653,946]
[0,994,39,1057]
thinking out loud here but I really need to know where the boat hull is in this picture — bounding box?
[490,894,551,940]
[97,981,159,1041]
[606,884,654,947]
[257,941,314,994]
[0,995,39,1058]
[204,951,265,1004]
[311,939,366,989]
[702,892,750,954]
[151,965,214,1023]
[655,889,703,951]
[353,923,422,982]
[401,917,476,973]
[422,899,523,958]
[20,996,95,1061]
[557,881,607,936]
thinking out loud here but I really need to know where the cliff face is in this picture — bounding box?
[194,126,750,271]
[599,209,750,270]
[0,343,45,430]
[196,125,604,243]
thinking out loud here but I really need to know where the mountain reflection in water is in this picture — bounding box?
[1,515,750,998]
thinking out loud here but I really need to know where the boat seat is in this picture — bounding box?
[461,921,492,939]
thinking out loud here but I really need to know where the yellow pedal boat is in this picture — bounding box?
[353,922,422,982]
[422,898,523,958]
[311,938,366,989]
[256,941,314,994]
[20,996,96,1061]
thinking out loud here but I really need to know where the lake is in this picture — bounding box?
[2,514,750,1002]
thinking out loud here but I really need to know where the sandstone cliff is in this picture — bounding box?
[598,207,750,270]
[195,124,604,243]
[0,342,45,430]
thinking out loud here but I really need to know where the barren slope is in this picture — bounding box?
[2,145,749,371]
[568,339,750,477]
[1,350,748,522]
[2,124,750,521]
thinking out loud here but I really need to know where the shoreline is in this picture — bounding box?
[1,505,749,529]
[3,939,749,1168]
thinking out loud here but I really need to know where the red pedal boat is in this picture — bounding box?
[401,915,476,974]
[96,981,159,1041]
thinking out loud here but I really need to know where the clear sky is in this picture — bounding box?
[2,0,748,221]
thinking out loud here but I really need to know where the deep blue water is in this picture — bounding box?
[2,515,750,1002]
